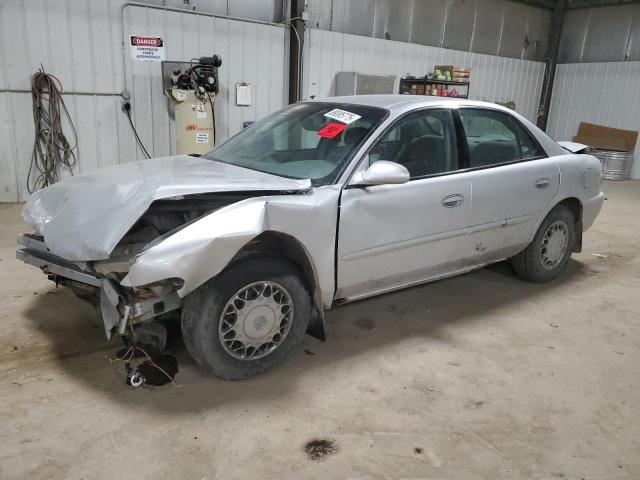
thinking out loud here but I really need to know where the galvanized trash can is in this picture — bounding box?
[590,148,634,181]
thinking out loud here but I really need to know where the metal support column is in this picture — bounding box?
[288,0,305,104]
[536,0,566,131]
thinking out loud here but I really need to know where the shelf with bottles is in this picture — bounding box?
[399,77,470,98]
[400,65,471,98]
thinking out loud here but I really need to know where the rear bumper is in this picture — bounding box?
[583,192,605,232]
[16,234,182,339]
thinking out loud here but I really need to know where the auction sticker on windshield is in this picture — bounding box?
[324,109,361,125]
[316,122,347,139]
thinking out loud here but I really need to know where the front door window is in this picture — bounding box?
[369,109,459,178]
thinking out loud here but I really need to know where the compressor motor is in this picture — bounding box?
[172,55,222,94]
[167,55,222,155]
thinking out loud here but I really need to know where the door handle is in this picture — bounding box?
[442,194,464,208]
[535,177,550,189]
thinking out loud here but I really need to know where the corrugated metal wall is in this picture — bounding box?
[0,1,287,202]
[149,0,286,23]
[547,61,640,179]
[306,0,552,62]
[559,4,640,63]
[302,29,546,122]
[124,0,286,23]
[125,5,287,160]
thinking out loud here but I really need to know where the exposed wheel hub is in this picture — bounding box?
[219,281,293,360]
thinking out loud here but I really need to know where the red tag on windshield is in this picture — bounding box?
[316,122,347,139]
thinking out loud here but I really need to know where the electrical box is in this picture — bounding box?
[335,72,396,96]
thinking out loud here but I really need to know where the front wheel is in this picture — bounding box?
[512,205,576,283]
[181,257,311,380]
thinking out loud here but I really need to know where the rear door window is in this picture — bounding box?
[458,109,545,168]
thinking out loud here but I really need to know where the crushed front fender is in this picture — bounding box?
[121,186,341,309]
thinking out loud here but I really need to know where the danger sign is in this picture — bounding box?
[130,36,165,62]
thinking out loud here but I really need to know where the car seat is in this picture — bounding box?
[469,141,518,167]
[400,135,447,177]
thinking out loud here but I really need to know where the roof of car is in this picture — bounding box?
[308,94,504,111]
[308,94,568,158]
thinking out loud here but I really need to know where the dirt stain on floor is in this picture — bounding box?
[304,439,337,461]
[354,317,377,330]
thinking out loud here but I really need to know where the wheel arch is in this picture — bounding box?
[226,230,326,341]
[534,196,583,253]
[558,197,583,252]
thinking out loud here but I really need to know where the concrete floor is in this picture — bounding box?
[1,181,638,480]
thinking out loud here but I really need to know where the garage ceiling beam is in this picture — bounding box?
[566,0,640,9]
[510,0,640,10]
[510,0,556,10]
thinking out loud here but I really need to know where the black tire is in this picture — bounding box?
[181,257,311,380]
[512,205,576,283]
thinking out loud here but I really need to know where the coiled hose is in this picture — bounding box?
[28,69,79,193]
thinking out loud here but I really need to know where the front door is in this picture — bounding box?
[336,108,472,301]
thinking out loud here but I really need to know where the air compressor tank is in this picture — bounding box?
[169,87,215,155]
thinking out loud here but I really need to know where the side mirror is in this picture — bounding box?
[352,160,410,186]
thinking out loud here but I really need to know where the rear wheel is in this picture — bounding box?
[181,257,311,380]
[512,205,576,283]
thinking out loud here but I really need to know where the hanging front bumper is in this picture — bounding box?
[16,233,182,339]
[16,233,103,287]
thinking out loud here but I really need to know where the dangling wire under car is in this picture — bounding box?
[28,68,79,193]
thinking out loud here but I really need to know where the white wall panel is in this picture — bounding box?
[302,29,545,123]
[123,5,288,160]
[0,93,20,201]
[0,1,288,202]
[547,62,640,180]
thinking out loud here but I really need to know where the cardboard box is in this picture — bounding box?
[435,65,471,85]
[573,122,638,153]
[452,75,470,83]
[435,65,470,73]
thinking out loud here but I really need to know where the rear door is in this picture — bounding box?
[456,108,560,262]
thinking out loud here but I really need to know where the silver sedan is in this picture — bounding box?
[18,95,604,380]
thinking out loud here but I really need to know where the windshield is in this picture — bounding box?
[204,102,388,185]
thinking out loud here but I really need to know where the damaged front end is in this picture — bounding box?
[16,194,217,339]
[18,192,312,341]
[17,156,315,341]
[92,191,268,338]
